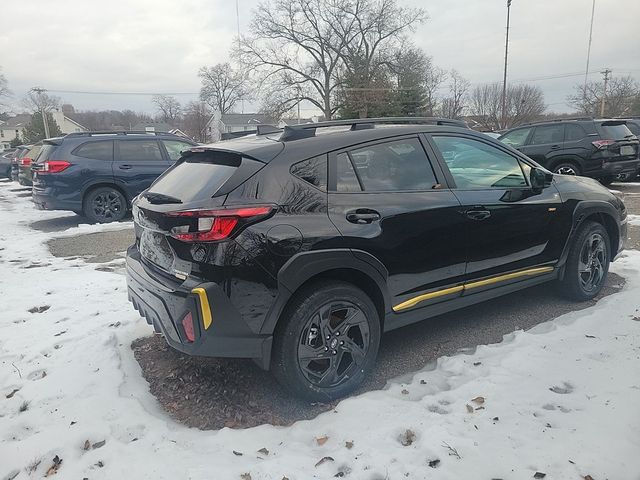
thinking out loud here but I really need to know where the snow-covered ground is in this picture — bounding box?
[1,182,640,480]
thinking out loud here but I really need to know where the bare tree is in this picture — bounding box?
[423,62,446,116]
[23,88,60,113]
[329,0,427,117]
[152,94,181,124]
[439,69,469,119]
[568,75,639,117]
[0,68,11,110]
[470,83,545,130]
[237,0,346,120]
[198,63,249,114]
[182,101,212,142]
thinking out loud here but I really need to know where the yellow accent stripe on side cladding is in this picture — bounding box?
[192,288,213,329]
[392,266,554,312]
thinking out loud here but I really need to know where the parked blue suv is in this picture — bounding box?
[32,131,197,222]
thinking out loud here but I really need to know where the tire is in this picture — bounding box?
[558,220,610,301]
[271,281,381,401]
[83,186,127,223]
[599,176,615,186]
[551,161,581,176]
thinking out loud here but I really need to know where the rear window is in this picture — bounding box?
[25,145,42,159]
[147,151,259,203]
[35,144,58,164]
[596,122,634,140]
[73,140,113,161]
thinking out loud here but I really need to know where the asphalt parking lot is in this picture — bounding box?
[37,181,640,429]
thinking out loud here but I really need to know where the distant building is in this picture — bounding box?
[51,110,87,134]
[132,121,175,133]
[205,113,280,142]
[0,113,31,149]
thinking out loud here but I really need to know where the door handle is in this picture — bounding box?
[119,164,133,170]
[465,208,491,221]
[550,144,561,150]
[346,209,381,224]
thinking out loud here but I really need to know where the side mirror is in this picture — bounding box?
[530,167,553,191]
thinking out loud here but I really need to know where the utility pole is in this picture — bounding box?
[236,0,245,114]
[600,68,611,117]
[583,0,596,97]
[500,0,512,129]
[31,87,51,138]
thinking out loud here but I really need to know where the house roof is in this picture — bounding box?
[221,113,279,126]
[0,113,32,129]
[132,122,175,132]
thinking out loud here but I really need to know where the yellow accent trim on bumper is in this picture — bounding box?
[392,285,464,312]
[392,266,554,312]
[192,288,212,329]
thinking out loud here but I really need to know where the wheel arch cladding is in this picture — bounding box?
[260,249,390,336]
[558,201,620,279]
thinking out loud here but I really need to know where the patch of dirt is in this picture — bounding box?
[132,336,335,430]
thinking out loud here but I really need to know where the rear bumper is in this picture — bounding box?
[601,158,640,177]
[32,186,82,211]
[126,246,273,368]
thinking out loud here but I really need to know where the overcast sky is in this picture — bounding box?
[1,0,639,116]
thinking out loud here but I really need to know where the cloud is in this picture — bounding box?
[0,0,638,114]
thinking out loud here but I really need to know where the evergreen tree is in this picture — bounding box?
[22,112,62,143]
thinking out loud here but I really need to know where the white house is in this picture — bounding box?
[0,110,87,149]
[205,113,280,142]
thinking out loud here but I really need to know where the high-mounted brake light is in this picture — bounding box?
[167,205,274,242]
[40,160,71,173]
[592,139,615,149]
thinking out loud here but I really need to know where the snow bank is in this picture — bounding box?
[1,181,639,480]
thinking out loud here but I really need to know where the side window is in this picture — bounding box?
[73,141,113,161]
[564,124,586,141]
[348,138,437,191]
[432,136,528,189]
[531,125,564,145]
[291,155,327,191]
[336,153,362,192]
[163,140,192,162]
[118,140,164,162]
[499,127,531,148]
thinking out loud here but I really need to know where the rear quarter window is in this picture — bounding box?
[73,141,114,161]
[290,155,327,191]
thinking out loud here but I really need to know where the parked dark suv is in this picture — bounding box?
[498,118,639,184]
[126,117,627,401]
[31,131,196,222]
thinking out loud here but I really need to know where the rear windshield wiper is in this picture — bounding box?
[143,192,183,204]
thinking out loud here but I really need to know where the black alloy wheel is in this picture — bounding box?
[558,220,610,301]
[577,231,608,294]
[297,301,371,388]
[84,187,127,223]
[272,281,380,401]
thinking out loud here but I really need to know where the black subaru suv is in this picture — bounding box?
[498,118,639,184]
[126,117,627,401]
[31,131,196,222]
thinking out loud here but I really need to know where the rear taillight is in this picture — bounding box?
[20,157,32,166]
[167,205,274,242]
[592,139,615,149]
[181,312,195,343]
[41,160,71,174]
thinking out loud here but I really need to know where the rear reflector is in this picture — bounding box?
[41,160,71,173]
[168,205,274,242]
[181,312,195,342]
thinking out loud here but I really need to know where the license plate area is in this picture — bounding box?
[140,229,176,274]
[620,145,635,156]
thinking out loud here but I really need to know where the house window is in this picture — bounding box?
[0,130,4,138]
